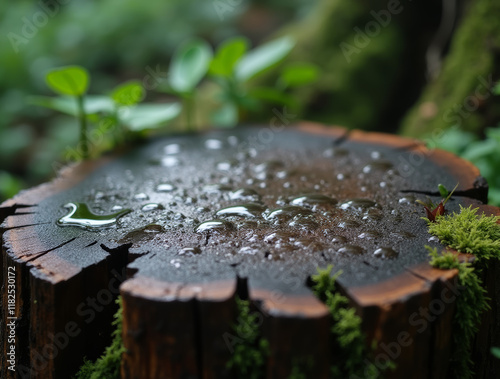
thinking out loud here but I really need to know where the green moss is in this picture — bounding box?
[401,0,500,137]
[427,247,489,379]
[74,297,124,379]
[226,297,270,379]
[427,205,500,259]
[311,266,385,378]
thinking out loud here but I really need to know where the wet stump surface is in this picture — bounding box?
[1,123,499,378]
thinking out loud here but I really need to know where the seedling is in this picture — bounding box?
[209,36,318,127]
[44,66,91,159]
[160,39,213,131]
[32,70,181,159]
[417,182,459,222]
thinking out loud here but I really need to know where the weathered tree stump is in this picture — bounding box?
[1,123,499,378]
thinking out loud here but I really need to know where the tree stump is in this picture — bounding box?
[1,123,499,378]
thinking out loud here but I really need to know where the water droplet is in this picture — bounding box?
[399,195,416,205]
[336,173,345,180]
[390,231,416,239]
[134,193,149,201]
[294,238,323,251]
[288,217,318,230]
[254,160,284,173]
[323,148,349,157]
[338,245,365,255]
[195,219,234,233]
[57,203,131,229]
[204,184,232,194]
[119,223,164,243]
[362,208,384,221]
[179,247,201,256]
[161,156,179,167]
[170,259,182,268]
[370,151,382,159]
[157,183,175,192]
[216,204,266,218]
[239,246,259,255]
[374,247,398,259]
[205,139,223,150]
[141,203,163,212]
[217,160,238,171]
[362,160,393,174]
[230,188,261,202]
[340,199,378,212]
[266,206,313,221]
[164,143,181,155]
[264,231,294,244]
[237,220,260,229]
[331,236,348,244]
[111,205,123,211]
[290,194,337,208]
[338,219,361,228]
[358,230,382,240]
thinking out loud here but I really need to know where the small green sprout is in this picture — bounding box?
[210,36,308,127]
[417,182,459,222]
[161,39,213,131]
[45,66,91,159]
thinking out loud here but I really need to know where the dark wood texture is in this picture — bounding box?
[1,123,498,378]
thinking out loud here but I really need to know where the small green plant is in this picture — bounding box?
[32,67,180,160]
[311,266,383,378]
[44,66,91,158]
[209,36,318,127]
[416,182,458,222]
[426,205,500,259]
[74,297,124,379]
[159,39,213,131]
[427,247,489,379]
[226,297,270,379]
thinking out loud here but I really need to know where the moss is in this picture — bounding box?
[311,266,385,378]
[425,205,500,378]
[427,205,500,259]
[74,297,124,379]
[401,0,500,137]
[226,297,270,379]
[427,247,489,379]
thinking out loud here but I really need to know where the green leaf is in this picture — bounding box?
[169,39,213,94]
[30,95,114,117]
[279,62,319,87]
[248,87,297,108]
[235,36,295,82]
[211,103,238,128]
[493,83,500,96]
[111,80,145,106]
[120,102,181,131]
[46,66,89,96]
[210,37,249,77]
[492,347,500,359]
[438,184,449,198]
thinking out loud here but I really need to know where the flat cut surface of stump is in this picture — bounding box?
[1,123,496,378]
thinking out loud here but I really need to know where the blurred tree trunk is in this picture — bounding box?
[265,0,500,137]
[260,0,440,132]
[400,0,500,137]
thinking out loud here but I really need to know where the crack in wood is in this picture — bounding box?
[24,237,77,263]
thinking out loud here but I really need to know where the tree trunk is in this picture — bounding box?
[1,124,498,378]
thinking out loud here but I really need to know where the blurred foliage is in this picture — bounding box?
[431,126,500,206]
[0,0,316,201]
